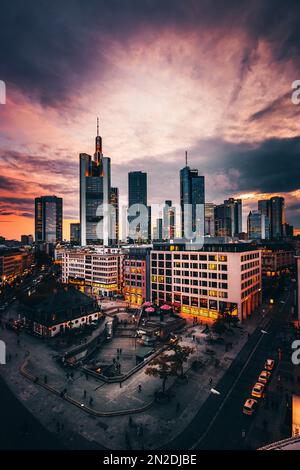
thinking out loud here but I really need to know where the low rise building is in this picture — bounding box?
[59,246,124,298]
[123,246,151,306]
[259,242,294,277]
[0,249,34,283]
[150,243,262,322]
[23,284,102,337]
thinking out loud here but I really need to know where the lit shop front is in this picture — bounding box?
[68,277,118,297]
[180,301,238,321]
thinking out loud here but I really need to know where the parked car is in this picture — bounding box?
[258,370,271,384]
[243,398,258,416]
[251,382,265,398]
[265,359,275,371]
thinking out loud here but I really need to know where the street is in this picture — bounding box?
[164,277,294,450]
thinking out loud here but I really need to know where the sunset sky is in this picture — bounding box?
[1,0,300,240]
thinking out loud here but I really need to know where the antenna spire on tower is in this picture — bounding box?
[97,117,99,137]
[185,150,188,166]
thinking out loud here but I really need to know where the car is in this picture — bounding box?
[243,398,258,416]
[251,382,265,398]
[258,370,271,384]
[265,359,275,371]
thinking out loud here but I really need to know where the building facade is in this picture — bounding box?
[60,246,124,297]
[260,242,294,276]
[110,187,119,244]
[205,203,215,236]
[180,159,205,238]
[247,210,270,240]
[128,171,151,242]
[215,198,242,238]
[150,243,261,322]
[163,200,175,240]
[70,223,80,245]
[0,249,34,283]
[35,195,63,243]
[80,120,111,246]
[123,246,151,307]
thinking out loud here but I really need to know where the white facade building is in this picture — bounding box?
[151,243,262,322]
[59,246,124,297]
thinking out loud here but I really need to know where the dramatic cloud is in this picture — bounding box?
[1,0,300,238]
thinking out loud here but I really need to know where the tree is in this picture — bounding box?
[212,317,227,335]
[145,353,177,394]
[169,342,194,377]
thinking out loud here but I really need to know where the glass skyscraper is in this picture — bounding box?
[247,210,270,240]
[35,195,63,243]
[180,158,205,238]
[80,120,111,246]
[128,171,151,241]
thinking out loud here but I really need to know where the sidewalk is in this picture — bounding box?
[0,299,273,450]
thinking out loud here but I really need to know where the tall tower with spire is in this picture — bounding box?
[80,119,112,246]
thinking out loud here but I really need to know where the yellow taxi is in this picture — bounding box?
[251,382,265,398]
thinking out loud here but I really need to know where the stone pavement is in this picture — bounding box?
[0,299,271,450]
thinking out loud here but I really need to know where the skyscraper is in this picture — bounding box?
[110,187,119,244]
[80,119,111,246]
[224,198,242,236]
[180,152,205,238]
[247,210,269,240]
[214,203,232,237]
[35,195,63,243]
[128,171,150,242]
[70,222,80,245]
[270,196,285,239]
[163,200,175,240]
[204,203,215,236]
[214,198,242,237]
[155,218,163,241]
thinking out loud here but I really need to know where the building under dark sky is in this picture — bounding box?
[128,171,150,241]
[180,154,205,238]
[80,120,111,245]
[34,195,62,243]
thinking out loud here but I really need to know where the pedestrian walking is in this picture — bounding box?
[83,389,87,398]
[138,384,142,393]
[209,377,213,387]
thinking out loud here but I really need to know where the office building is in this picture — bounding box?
[21,235,34,245]
[214,203,232,237]
[59,246,124,298]
[224,198,242,237]
[154,218,163,242]
[214,198,242,238]
[205,203,215,236]
[247,210,270,240]
[128,171,151,242]
[110,187,119,244]
[163,200,175,241]
[259,242,294,277]
[35,195,63,243]
[123,246,152,307]
[270,196,285,239]
[180,153,205,238]
[70,223,80,245]
[0,249,34,283]
[150,243,261,322]
[258,197,285,240]
[80,119,111,246]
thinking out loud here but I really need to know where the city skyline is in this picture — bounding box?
[1,0,300,240]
